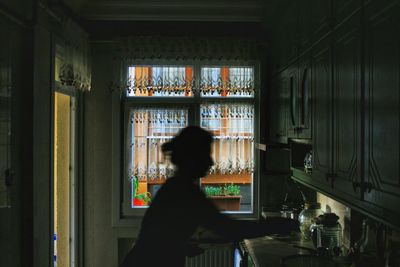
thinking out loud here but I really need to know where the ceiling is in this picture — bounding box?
[63,0,280,22]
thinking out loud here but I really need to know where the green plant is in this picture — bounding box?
[132,176,152,204]
[204,184,241,196]
[136,192,152,204]
[204,185,223,196]
[223,183,241,196]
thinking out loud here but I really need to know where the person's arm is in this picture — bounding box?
[198,194,298,241]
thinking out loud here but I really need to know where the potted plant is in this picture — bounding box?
[132,176,152,206]
[204,183,241,211]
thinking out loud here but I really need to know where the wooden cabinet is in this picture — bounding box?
[287,64,299,138]
[332,13,363,201]
[363,0,400,227]
[269,72,289,144]
[291,2,400,228]
[332,0,361,28]
[311,36,332,183]
[310,0,332,43]
[293,19,363,206]
[287,55,312,140]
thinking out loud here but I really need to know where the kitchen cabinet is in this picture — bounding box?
[332,0,361,29]
[269,72,289,144]
[287,55,312,140]
[271,0,400,228]
[331,13,363,202]
[310,36,332,184]
[309,0,332,44]
[362,0,400,227]
[294,16,362,203]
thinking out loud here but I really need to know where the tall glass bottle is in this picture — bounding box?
[298,202,323,240]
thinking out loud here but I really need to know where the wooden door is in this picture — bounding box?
[311,37,333,184]
[332,12,362,201]
[364,0,400,227]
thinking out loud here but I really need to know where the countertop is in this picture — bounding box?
[243,234,315,267]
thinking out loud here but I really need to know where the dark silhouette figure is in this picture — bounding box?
[120,126,298,267]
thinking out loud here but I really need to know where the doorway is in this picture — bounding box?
[53,92,77,267]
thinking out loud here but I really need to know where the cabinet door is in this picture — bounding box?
[364,0,400,226]
[332,13,362,201]
[311,37,333,183]
[332,0,361,29]
[310,0,332,42]
[269,73,288,143]
[287,65,299,138]
[298,55,312,139]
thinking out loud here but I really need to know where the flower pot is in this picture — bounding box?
[133,198,145,206]
[208,195,241,211]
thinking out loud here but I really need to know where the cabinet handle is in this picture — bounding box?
[289,76,296,126]
[300,68,308,125]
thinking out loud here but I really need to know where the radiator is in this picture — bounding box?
[185,243,234,267]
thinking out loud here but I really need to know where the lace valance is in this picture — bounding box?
[113,36,265,61]
[56,21,92,91]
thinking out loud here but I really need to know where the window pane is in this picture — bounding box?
[127,66,193,97]
[200,103,254,212]
[128,108,188,208]
[200,67,254,97]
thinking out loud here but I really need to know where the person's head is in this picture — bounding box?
[162,126,214,178]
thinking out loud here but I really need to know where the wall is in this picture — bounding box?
[317,193,351,250]
[0,2,37,265]
[84,42,121,267]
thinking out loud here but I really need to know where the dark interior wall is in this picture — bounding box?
[0,0,33,21]
[0,8,35,267]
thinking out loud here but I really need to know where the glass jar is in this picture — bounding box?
[298,202,323,240]
[310,213,342,256]
[304,150,313,174]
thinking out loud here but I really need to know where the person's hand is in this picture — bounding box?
[263,217,300,236]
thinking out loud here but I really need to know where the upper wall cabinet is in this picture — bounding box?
[332,0,362,29]
[293,16,363,207]
[309,0,332,45]
[287,54,312,140]
[269,72,289,144]
[331,12,363,203]
[310,36,333,184]
[363,0,400,227]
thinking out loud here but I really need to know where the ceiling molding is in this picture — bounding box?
[80,0,269,22]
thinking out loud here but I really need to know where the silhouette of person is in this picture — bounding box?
[120,126,298,267]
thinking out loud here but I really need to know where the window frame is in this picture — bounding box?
[112,60,261,225]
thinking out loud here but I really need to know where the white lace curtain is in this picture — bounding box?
[201,103,254,175]
[128,109,188,182]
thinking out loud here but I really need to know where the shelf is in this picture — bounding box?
[291,166,311,179]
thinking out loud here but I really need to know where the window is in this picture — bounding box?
[123,64,258,216]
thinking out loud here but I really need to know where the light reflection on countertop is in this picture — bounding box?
[243,234,314,267]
